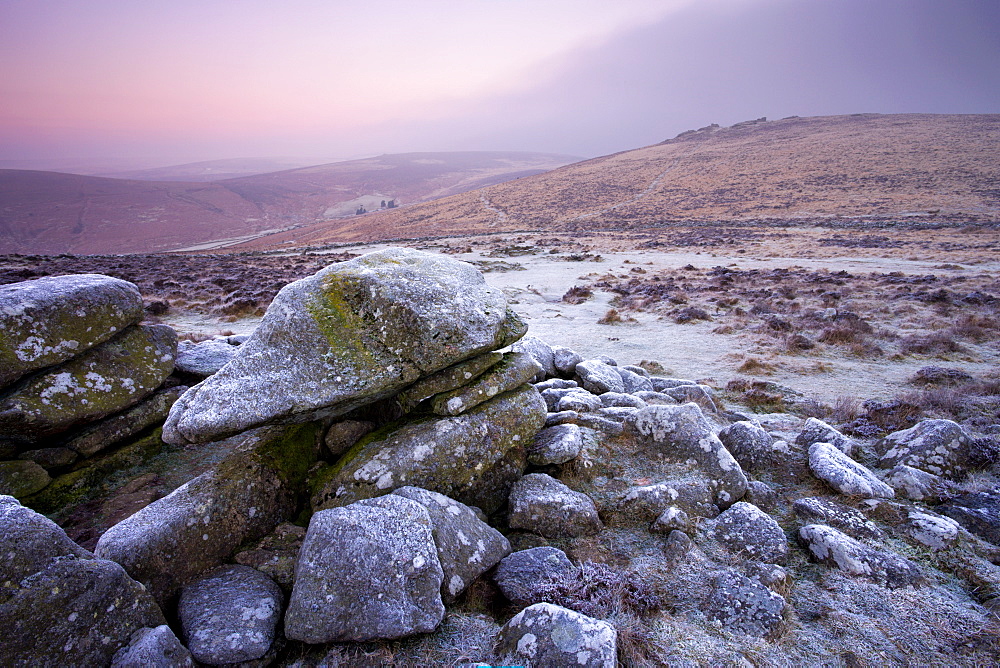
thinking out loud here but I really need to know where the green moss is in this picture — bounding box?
[306,272,377,366]
[256,421,323,490]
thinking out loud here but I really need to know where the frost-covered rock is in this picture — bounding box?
[702,570,786,638]
[575,360,625,394]
[707,501,789,564]
[938,492,1000,545]
[178,565,283,665]
[556,389,603,413]
[312,385,545,514]
[173,338,239,377]
[618,367,653,393]
[527,423,584,465]
[905,511,961,550]
[397,351,502,411]
[284,495,445,643]
[798,524,923,587]
[0,495,166,665]
[163,248,526,445]
[651,506,691,532]
[809,442,894,498]
[111,625,194,668]
[600,391,646,409]
[0,274,143,388]
[508,473,603,538]
[795,417,855,455]
[391,486,511,601]
[95,422,320,605]
[0,324,176,445]
[63,385,185,457]
[665,384,718,413]
[430,351,540,416]
[511,334,556,381]
[792,497,884,540]
[879,419,974,480]
[552,345,583,377]
[882,464,954,502]
[616,480,716,523]
[626,403,747,510]
[493,603,617,668]
[718,420,776,471]
[493,546,578,606]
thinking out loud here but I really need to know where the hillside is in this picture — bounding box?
[0,151,577,254]
[231,114,1000,251]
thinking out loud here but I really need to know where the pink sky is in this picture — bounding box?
[1,0,998,170]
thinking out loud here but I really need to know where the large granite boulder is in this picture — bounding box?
[284,495,445,643]
[0,274,143,388]
[391,486,511,601]
[0,324,177,446]
[626,403,748,509]
[0,495,166,665]
[95,422,321,605]
[493,602,617,668]
[163,248,526,445]
[313,384,545,513]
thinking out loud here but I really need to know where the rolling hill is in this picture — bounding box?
[0,151,578,254]
[229,114,1000,251]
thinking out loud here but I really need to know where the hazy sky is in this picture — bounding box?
[2,0,999,169]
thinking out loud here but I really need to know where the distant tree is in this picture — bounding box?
[380,200,386,208]
[356,205,367,215]
[387,199,396,209]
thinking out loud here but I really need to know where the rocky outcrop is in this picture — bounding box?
[163,249,526,445]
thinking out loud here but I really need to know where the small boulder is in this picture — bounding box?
[493,602,617,668]
[879,419,974,479]
[284,495,445,643]
[173,338,239,376]
[508,473,603,538]
[493,546,578,606]
[0,274,143,388]
[617,480,716,524]
[798,524,923,587]
[702,570,786,638]
[0,459,50,498]
[575,360,625,395]
[178,565,283,665]
[391,486,511,601]
[511,334,556,381]
[808,442,894,498]
[552,346,583,377]
[111,625,194,668]
[618,367,653,393]
[718,421,775,472]
[626,403,748,509]
[556,389,603,413]
[665,384,718,413]
[323,419,374,459]
[795,417,855,455]
[527,423,584,465]
[707,501,789,564]
[905,511,961,550]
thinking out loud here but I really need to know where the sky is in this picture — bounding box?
[1,0,999,171]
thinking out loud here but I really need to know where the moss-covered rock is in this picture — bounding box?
[0,274,143,389]
[63,385,186,457]
[163,248,526,446]
[312,384,546,512]
[95,421,321,606]
[397,351,503,412]
[0,460,51,498]
[0,324,177,446]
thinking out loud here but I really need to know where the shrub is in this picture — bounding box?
[899,331,966,355]
[562,285,594,304]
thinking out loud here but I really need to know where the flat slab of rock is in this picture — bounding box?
[793,497,884,540]
[0,495,166,665]
[626,403,748,509]
[284,495,445,643]
[313,384,545,513]
[397,352,502,411]
[179,565,283,665]
[879,419,974,479]
[0,324,176,445]
[163,248,526,445]
[391,486,511,601]
[508,473,603,538]
[493,546,578,606]
[430,351,540,416]
[798,524,923,587]
[0,274,143,388]
[809,442,894,498]
[95,422,320,605]
[494,602,617,668]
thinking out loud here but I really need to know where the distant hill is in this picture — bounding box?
[0,151,578,254]
[98,157,332,182]
[231,114,1000,251]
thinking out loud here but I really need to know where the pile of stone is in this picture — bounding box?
[3,248,1000,666]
